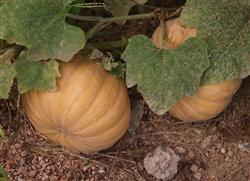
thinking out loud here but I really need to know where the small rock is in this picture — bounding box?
[97,169,105,174]
[188,150,195,159]
[193,129,202,135]
[201,136,212,149]
[220,147,226,154]
[144,146,180,180]
[190,164,199,173]
[28,170,38,177]
[82,165,89,172]
[175,146,186,154]
[194,172,202,180]
[238,143,250,152]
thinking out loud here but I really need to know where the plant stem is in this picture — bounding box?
[66,12,156,40]
[66,12,155,22]
[65,13,103,21]
[160,19,167,49]
[0,45,23,64]
[90,39,128,50]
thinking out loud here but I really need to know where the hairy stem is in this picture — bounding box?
[90,38,128,50]
[66,12,156,40]
[0,45,23,64]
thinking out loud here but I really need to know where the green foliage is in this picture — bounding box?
[16,53,60,93]
[0,0,85,61]
[101,53,125,78]
[180,0,250,84]
[122,35,209,114]
[104,0,147,24]
[0,165,9,181]
[0,61,16,99]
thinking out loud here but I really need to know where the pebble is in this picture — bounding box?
[28,170,38,177]
[194,172,202,180]
[175,146,186,154]
[97,169,105,174]
[201,136,212,149]
[193,128,202,135]
[188,150,195,159]
[220,147,226,154]
[190,164,199,172]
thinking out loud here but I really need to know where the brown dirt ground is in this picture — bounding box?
[0,77,250,181]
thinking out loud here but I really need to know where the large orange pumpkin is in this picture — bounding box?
[152,19,242,122]
[23,54,131,152]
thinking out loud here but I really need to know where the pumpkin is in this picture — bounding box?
[152,19,242,122]
[23,54,131,152]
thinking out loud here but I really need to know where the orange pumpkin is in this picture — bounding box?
[152,19,241,122]
[23,54,131,152]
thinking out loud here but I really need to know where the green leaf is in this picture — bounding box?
[180,0,250,84]
[104,0,147,24]
[0,61,15,99]
[0,0,85,61]
[0,165,9,181]
[101,53,125,78]
[122,35,209,114]
[16,53,60,93]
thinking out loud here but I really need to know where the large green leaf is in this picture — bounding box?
[122,35,209,114]
[16,53,60,93]
[0,61,15,99]
[0,0,85,61]
[180,0,250,84]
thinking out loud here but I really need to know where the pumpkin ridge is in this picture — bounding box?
[69,107,130,150]
[72,78,124,134]
[65,73,110,131]
[81,103,130,138]
[74,86,129,136]
[24,92,58,128]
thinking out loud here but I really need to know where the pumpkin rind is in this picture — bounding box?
[151,19,242,122]
[23,54,131,152]
[169,79,242,122]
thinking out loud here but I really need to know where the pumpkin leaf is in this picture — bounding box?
[122,35,209,114]
[0,61,16,99]
[104,0,147,24]
[0,0,85,61]
[16,53,60,93]
[180,0,250,84]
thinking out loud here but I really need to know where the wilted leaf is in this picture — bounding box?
[16,53,60,93]
[180,0,250,84]
[0,0,85,61]
[0,61,15,99]
[122,35,209,114]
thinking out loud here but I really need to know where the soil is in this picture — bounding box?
[0,77,249,181]
[1,1,250,181]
